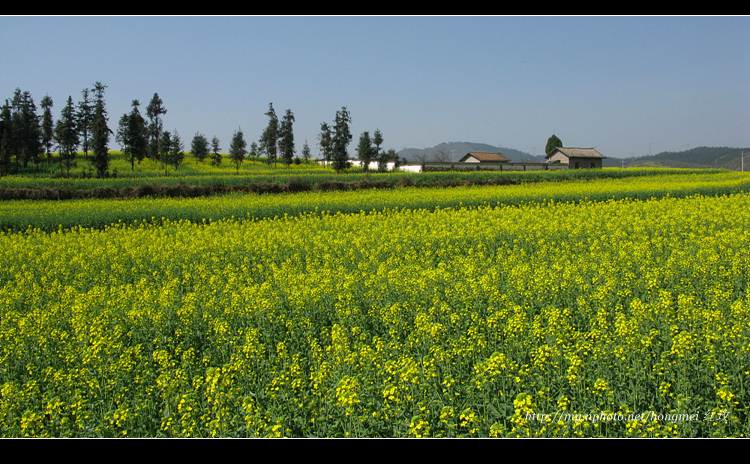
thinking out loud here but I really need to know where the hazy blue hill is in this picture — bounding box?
[398,142,540,163]
[617,146,750,170]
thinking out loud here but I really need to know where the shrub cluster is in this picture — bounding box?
[0,176,520,201]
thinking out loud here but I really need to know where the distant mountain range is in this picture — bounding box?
[610,146,750,170]
[398,142,544,163]
[397,143,750,171]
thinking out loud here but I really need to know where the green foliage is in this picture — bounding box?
[545,134,563,155]
[229,128,247,173]
[260,103,278,166]
[191,132,210,163]
[162,130,184,171]
[116,100,149,171]
[10,88,42,169]
[331,106,352,173]
[90,82,111,178]
[54,96,79,177]
[210,136,221,166]
[0,102,11,176]
[76,88,94,158]
[40,95,54,164]
[146,93,167,161]
[318,122,333,163]
[279,109,295,165]
[356,131,375,172]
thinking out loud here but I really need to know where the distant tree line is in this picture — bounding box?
[1,83,112,178]
[1,85,401,178]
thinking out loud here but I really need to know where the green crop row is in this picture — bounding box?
[1,170,749,232]
[0,163,729,199]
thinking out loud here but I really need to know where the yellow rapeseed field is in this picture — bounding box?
[0,171,748,437]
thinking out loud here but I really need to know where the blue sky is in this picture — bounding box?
[1,15,748,158]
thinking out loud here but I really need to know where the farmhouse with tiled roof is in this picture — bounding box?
[459,152,510,163]
[545,147,606,169]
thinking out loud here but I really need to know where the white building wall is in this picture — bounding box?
[318,159,422,172]
[546,152,569,164]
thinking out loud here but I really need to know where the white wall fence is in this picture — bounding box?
[316,159,568,173]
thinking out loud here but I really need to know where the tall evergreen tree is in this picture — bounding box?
[331,106,352,173]
[0,101,13,176]
[116,100,148,171]
[318,122,333,163]
[279,109,296,165]
[40,95,54,168]
[372,129,390,171]
[248,141,259,160]
[11,89,42,170]
[301,140,311,162]
[356,131,375,173]
[163,129,184,171]
[54,96,79,177]
[191,132,209,163]
[210,135,221,166]
[77,88,94,159]
[89,82,110,177]
[229,128,247,173]
[373,129,383,159]
[146,93,167,161]
[260,103,279,166]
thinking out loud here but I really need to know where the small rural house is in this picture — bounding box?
[459,152,511,163]
[545,147,606,169]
